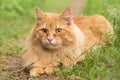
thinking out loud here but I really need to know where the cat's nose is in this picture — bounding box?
[47,37,53,42]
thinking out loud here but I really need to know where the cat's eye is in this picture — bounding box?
[56,28,62,33]
[41,28,48,33]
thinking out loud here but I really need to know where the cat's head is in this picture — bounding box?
[32,7,77,49]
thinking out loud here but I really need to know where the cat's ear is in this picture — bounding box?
[36,7,44,21]
[61,7,72,21]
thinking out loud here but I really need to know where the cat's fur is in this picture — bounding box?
[22,7,113,77]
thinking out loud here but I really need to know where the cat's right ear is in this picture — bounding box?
[36,7,44,22]
[61,7,72,21]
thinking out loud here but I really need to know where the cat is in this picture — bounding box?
[22,7,113,77]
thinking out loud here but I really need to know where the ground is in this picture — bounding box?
[0,56,70,80]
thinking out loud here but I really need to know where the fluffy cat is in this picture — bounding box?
[22,7,113,77]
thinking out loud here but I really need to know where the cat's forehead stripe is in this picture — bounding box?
[45,13,61,29]
[46,18,57,29]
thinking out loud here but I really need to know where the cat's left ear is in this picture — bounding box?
[36,7,44,21]
[61,7,72,21]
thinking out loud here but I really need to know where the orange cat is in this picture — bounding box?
[22,7,113,77]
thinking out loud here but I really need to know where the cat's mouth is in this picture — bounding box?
[44,45,61,49]
[41,39,63,49]
[42,42,62,49]
[46,43,61,49]
[49,42,57,46]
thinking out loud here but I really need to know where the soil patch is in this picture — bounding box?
[0,56,69,80]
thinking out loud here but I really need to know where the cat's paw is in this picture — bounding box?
[30,68,45,77]
[44,67,53,74]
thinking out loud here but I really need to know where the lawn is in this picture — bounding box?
[0,0,120,80]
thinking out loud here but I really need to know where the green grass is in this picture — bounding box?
[0,0,120,80]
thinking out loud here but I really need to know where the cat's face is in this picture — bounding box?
[33,7,76,49]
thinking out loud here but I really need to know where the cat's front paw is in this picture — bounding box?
[30,68,45,77]
[44,67,53,74]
